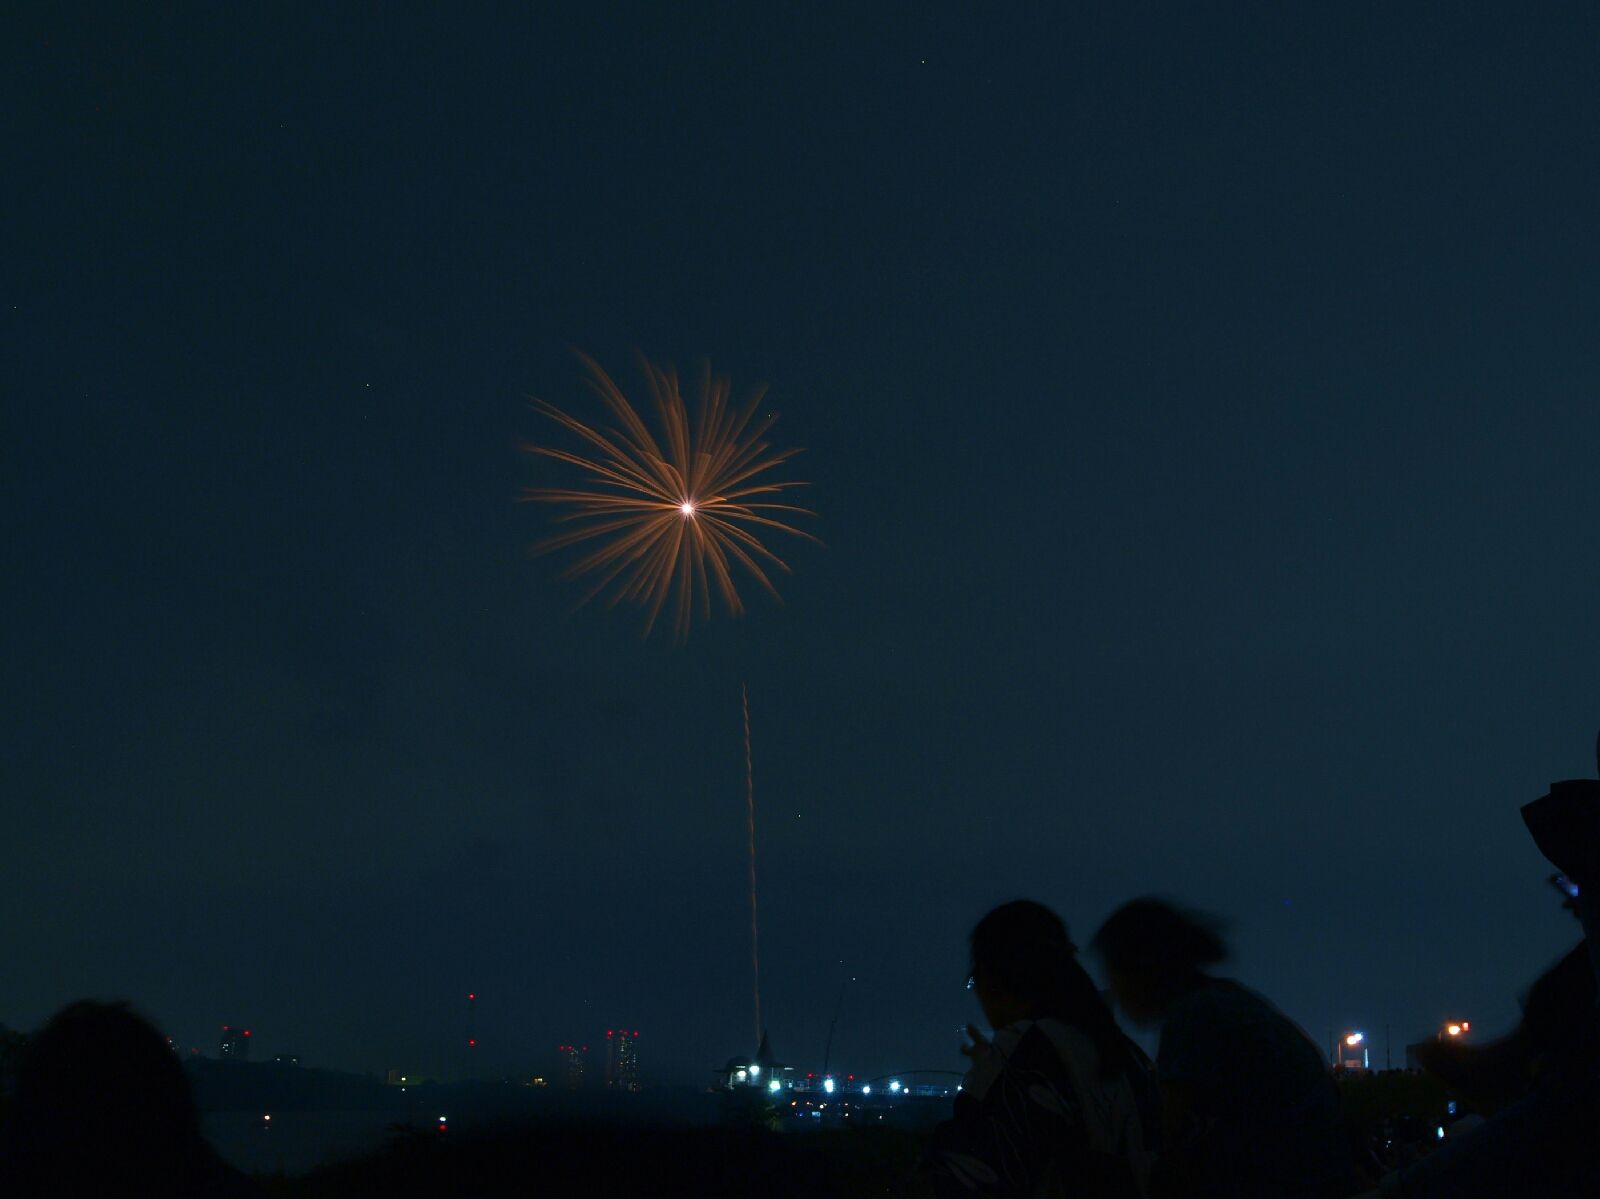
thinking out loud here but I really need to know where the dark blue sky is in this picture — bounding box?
[5,4,1598,1083]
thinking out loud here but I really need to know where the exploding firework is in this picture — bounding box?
[523,354,817,639]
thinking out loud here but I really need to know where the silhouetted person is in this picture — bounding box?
[0,1000,258,1198]
[923,900,1157,1198]
[1359,773,1600,1199]
[1092,899,1352,1199]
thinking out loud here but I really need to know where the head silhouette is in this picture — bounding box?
[969,899,1135,1076]
[1,1000,230,1196]
[1092,897,1228,1025]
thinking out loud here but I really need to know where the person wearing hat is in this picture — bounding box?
[1364,747,1600,1199]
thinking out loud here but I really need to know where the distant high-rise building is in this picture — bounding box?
[605,1029,640,1091]
[219,1026,252,1061]
[558,1044,587,1090]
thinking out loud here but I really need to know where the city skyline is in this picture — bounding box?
[120,1005,1494,1090]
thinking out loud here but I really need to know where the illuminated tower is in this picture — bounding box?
[1337,1031,1369,1071]
[219,1026,252,1061]
[456,991,480,1081]
[558,1044,587,1090]
[605,1029,640,1091]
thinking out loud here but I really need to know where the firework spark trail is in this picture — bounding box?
[523,354,818,641]
[743,682,762,1048]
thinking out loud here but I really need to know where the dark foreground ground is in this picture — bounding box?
[257,1124,926,1199]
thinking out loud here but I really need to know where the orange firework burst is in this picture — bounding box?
[523,354,817,640]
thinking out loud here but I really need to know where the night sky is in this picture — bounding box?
[5,5,1599,1086]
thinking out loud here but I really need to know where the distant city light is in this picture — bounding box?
[1345,1032,1364,1046]
[768,1079,781,1093]
[1436,1126,1445,1140]
[823,1077,835,1094]
[861,1085,871,1095]
[889,1080,901,1093]
[262,1114,271,1122]
[749,1064,761,1077]
[1446,1023,1462,1036]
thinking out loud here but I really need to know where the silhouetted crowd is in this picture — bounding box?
[918,761,1600,1198]
[2,759,1596,1197]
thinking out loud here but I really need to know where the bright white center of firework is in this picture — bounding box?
[680,501,696,517]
